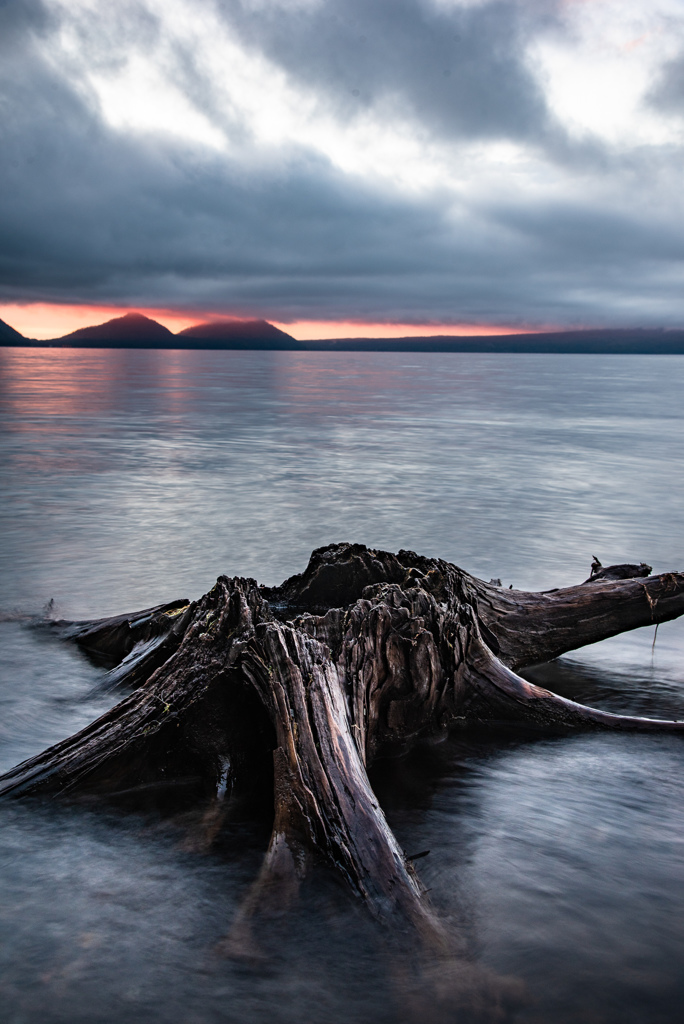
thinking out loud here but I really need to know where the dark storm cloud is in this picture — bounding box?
[213,0,557,146]
[2,0,684,328]
[0,14,459,316]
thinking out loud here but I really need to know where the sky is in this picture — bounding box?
[2,0,684,339]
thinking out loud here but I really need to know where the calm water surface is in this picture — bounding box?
[1,349,683,1023]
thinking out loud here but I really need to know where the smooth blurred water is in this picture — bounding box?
[1,348,683,1023]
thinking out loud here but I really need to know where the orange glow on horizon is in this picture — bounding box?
[0,303,201,340]
[0,302,555,342]
[271,320,551,340]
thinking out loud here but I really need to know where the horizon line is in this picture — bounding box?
[0,302,579,342]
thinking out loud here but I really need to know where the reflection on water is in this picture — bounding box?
[1,348,683,617]
[1,349,683,1022]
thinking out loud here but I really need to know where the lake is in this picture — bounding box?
[1,347,683,1023]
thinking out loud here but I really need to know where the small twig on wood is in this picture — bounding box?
[640,581,657,620]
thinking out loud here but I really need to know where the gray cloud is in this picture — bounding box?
[648,49,684,118]
[1,0,684,329]
[213,0,558,146]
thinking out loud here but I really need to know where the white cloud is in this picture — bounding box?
[37,0,510,191]
[530,0,684,145]
[88,57,227,148]
[38,0,684,190]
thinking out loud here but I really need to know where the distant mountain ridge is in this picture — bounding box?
[45,312,302,349]
[300,328,684,354]
[1,313,684,353]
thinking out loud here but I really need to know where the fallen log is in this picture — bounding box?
[2,543,683,944]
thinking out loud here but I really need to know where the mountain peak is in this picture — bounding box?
[54,312,174,344]
[177,318,301,348]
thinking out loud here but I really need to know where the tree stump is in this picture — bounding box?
[2,543,683,946]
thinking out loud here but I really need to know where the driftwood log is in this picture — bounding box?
[2,543,684,948]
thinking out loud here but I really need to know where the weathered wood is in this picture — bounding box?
[2,543,684,939]
[473,570,684,670]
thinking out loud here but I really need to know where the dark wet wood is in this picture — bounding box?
[2,544,684,937]
[53,598,191,666]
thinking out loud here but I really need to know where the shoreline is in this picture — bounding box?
[3,334,684,354]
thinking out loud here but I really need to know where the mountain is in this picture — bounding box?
[0,317,26,344]
[52,312,174,347]
[177,319,302,349]
[45,313,302,349]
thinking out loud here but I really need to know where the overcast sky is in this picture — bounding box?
[2,0,684,335]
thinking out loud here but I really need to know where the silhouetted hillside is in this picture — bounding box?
[302,328,684,354]
[52,312,174,347]
[0,318,25,344]
[177,319,302,349]
[12,312,302,349]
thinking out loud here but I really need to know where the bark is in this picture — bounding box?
[2,543,684,940]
